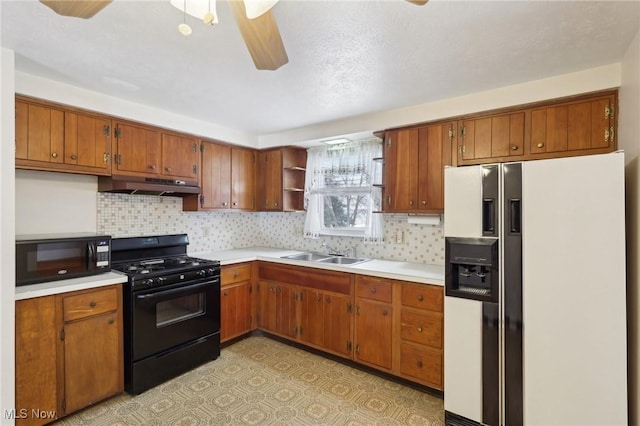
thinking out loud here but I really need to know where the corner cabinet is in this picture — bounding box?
[15,96,112,176]
[256,147,307,212]
[112,121,199,183]
[384,121,454,213]
[15,285,124,425]
[184,141,256,211]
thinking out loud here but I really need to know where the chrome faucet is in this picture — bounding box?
[321,242,344,256]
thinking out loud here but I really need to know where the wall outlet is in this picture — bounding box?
[395,230,403,244]
[203,226,211,237]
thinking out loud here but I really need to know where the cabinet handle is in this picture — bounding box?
[89,301,96,308]
[223,291,228,296]
[417,361,423,368]
[166,167,172,172]
[417,326,423,333]
[421,200,426,205]
[325,296,331,303]
[536,143,544,148]
[70,154,77,160]
[51,152,58,159]
[108,318,114,325]
[370,287,377,294]
[233,271,240,278]
[355,344,360,354]
[150,164,157,170]
[511,145,519,151]
[417,295,424,302]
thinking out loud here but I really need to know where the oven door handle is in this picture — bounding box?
[135,280,216,301]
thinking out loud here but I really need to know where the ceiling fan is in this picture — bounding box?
[39,0,428,71]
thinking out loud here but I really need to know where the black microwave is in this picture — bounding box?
[16,233,112,286]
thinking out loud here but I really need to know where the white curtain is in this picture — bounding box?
[303,139,383,243]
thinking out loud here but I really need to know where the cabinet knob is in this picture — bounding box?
[89,301,96,308]
[51,152,58,159]
[166,167,172,172]
[511,145,519,151]
[150,164,157,170]
[382,309,388,316]
[370,287,377,294]
[222,202,228,206]
[233,202,237,206]
[417,326,423,333]
[417,361,423,368]
[317,295,322,302]
[421,200,426,205]
[409,200,414,206]
[417,295,424,302]
[223,291,228,296]
[233,271,240,278]
[70,154,77,160]
[274,202,278,207]
[108,318,114,325]
[536,143,544,148]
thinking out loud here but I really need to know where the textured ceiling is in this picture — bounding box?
[1,0,639,138]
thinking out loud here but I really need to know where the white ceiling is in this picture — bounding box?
[2,0,639,141]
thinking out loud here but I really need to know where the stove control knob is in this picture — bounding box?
[142,278,154,287]
[157,277,167,285]
[197,269,206,277]
[207,268,216,276]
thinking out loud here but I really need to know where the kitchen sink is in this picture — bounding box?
[317,256,370,265]
[281,252,333,261]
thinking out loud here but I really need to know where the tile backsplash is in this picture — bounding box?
[97,193,445,265]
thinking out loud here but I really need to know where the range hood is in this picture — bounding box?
[98,175,200,197]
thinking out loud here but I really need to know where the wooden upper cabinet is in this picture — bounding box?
[458,112,525,164]
[64,112,111,172]
[257,149,283,211]
[15,96,112,176]
[384,122,453,213]
[113,121,161,176]
[161,133,199,180]
[529,94,616,156]
[231,147,256,210]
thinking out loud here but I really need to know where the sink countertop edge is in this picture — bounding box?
[191,247,444,286]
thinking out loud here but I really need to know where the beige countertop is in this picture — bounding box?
[15,271,128,301]
[191,247,445,286]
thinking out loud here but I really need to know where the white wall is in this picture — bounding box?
[15,170,97,234]
[618,27,640,426]
[0,46,16,423]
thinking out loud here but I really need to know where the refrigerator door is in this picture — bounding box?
[521,152,627,425]
[444,165,483,238]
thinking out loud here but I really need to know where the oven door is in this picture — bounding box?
[132,277,220,361]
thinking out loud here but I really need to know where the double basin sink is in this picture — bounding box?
[281,252,370,265]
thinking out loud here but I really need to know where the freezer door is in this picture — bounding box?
[521,153,627,425]
[444,166,483,238]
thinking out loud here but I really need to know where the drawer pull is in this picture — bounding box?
[417,326,423,333]
[233,271,240,278]
[51,152,58,159]
[150,164,157,170]
[417,361,423,368]
[511,145,518,151]
[536,142,544,148]
[370,287,377,294]
[89,301,96,308]
[417,295,424,302]
[70,154,77,160]
[166,167,173,173]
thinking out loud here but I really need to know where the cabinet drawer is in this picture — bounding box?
[400,310,442,349]
[400,344,442,389]
[401,283,443,312]
[355,275,392,303]
[63,287,118,322]
[221,263,252,286]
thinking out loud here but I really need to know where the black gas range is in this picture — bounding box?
[112,234,221,395]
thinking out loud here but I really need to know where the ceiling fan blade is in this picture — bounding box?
[40,0,112,19]
[228,0,288,71]
[406,0,429,5]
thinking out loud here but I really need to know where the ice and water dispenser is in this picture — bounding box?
[445,237,499,303]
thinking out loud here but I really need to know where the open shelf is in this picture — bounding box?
[284,166,306,171]
[284,187,304,192]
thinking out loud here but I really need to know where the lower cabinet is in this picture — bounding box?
[255,262,444,391]
[220,263,254,343]
[15,285,124,426]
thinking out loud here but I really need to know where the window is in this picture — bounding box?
[304,140,383,241]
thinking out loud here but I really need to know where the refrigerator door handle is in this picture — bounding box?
[509,198,522,234]
[482,198,496,234]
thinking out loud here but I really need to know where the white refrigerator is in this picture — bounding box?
[443,152,627,426]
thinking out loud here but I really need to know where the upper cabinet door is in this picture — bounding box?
[417,122,454,212]
[113,122,161,176]
[385,128,419,211]
[64,112,111,173]
[161,133,199,181]
[231,147,256,210]
[458,112,525,164]
[15,101,64,164]
[257,149,283,211]
[201,141,231,209]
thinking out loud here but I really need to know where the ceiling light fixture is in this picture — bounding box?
[177,0,192,36]
[322,138,352,145]
[244,0,279,19]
